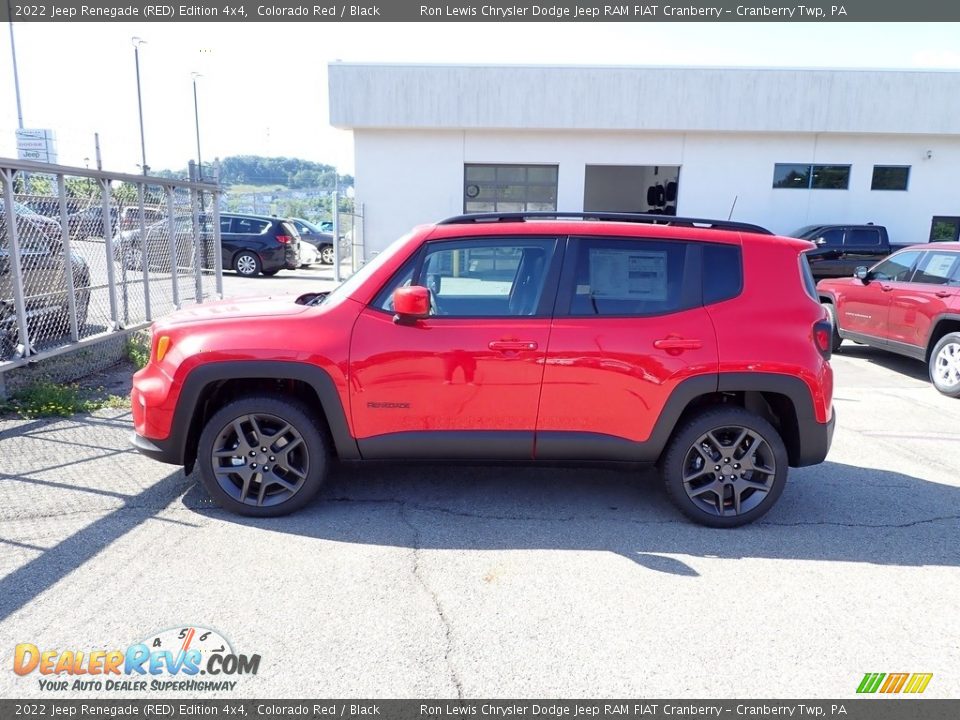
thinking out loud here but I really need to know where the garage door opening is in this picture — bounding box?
[583,165,681,215]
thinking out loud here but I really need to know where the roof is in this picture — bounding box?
[329,63,960,136]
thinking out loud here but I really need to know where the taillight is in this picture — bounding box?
[813,320,832,360]
[276,234,292,244]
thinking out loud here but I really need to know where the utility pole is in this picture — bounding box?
[7,1,24,130]
[132,36,148,175]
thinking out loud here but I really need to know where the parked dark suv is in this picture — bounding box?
[220,214,300,277]
[132,211,835,527]
[116,213,301,277]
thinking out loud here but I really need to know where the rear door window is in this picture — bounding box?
[847,228,882,246]
[912,252,960,286]
[233,218,269,235]
[561,237,696,317]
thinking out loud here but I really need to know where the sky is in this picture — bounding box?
[1,21,959,176]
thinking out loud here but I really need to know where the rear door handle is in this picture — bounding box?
[935,290,952,298]
[653,337,703,351]
[489,340,538,351]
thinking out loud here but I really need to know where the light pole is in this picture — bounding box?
[7,0,24,131]
[191,72,203,179]
[131,36,148,175]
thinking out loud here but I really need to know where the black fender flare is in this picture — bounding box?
[169,360,359,466]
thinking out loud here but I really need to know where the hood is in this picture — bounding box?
[156,295,312,328]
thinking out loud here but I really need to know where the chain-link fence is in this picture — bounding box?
[0,158,222,372]
[332,197,364,281]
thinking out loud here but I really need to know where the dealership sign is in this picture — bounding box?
[15,128,58,163]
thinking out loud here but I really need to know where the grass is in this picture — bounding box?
[126,331,151,370]
[0,381,130,419]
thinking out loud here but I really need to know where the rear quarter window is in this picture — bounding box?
[702,244,743,304]
[800,254,818,300]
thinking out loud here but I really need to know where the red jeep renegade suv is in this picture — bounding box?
[131,212,835,527]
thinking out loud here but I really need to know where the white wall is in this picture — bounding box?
[355,128,960,254]
[331,64,960,136]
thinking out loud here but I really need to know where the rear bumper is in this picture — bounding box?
[792,408,836,467]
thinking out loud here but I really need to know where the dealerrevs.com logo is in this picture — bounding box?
[856,672,933,694]
[13,626,261,693]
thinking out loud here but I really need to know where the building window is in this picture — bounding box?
[773,164,850,190]
[871,165,910,191]
[464,164,558,213]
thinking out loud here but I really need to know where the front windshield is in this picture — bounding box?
[321,231,415,305]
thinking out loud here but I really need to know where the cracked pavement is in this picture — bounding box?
[0,341,958,698]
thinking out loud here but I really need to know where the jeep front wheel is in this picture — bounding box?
[197,396,329,517]
[660,407,788,528]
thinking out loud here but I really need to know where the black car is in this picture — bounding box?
[220,214,301,277]
[790,223,893,281]
[117,213,301,277]
[291,218,336,265]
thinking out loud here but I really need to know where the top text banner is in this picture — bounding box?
[2,0,960,22]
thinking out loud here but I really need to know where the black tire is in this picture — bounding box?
[822,302,842,353]
[262,269,280,277]
[660,406,789,528]
[196,395,329,517]
[929,332,960,397]
[233,251,262,277]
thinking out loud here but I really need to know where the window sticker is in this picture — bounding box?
[589,249,668,301]
[924,255,956,280]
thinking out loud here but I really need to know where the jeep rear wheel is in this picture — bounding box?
[197,396,329,517]
[660,406,788,528]
[930,332,960,397]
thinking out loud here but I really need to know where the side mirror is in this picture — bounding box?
[815,237,828,246]
[854,266,869,282]
[393,285,430,323]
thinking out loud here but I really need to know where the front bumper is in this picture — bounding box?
[130,432,183,466]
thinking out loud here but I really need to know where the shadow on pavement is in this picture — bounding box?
[837,342,929,382]
[182,459,960,577]
[0,460,191,622]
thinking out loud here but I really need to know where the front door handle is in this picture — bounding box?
[936,290,952,298]
[880,285,894,292]
[489,340,538,352]
[653,337,703,351]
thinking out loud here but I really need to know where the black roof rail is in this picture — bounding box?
[437,211,773,236]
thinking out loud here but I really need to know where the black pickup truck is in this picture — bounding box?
[791,224,893,280]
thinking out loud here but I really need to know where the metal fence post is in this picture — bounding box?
[99,178,120,329]
[1,168,32,357]
[138,182,151,321]
[56,173,79,342]
[165,185,180,309]
[189,162,203,304]
[211,162,223,298]
[332,188,341,283]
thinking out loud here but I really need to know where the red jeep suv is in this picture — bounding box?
[818,242,960,396]
[131,212,835,527]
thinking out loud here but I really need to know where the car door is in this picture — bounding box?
[348,236,561,460]
[805,228,846,279]
[535,235,718,460]
[887,250,960,352]
[836,249,922,341]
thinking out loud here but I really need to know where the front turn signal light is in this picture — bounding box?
[155,335,171,363]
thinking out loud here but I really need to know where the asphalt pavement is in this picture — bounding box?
[0,300,957,698]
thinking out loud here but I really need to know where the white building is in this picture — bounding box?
[329,63,960,255]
